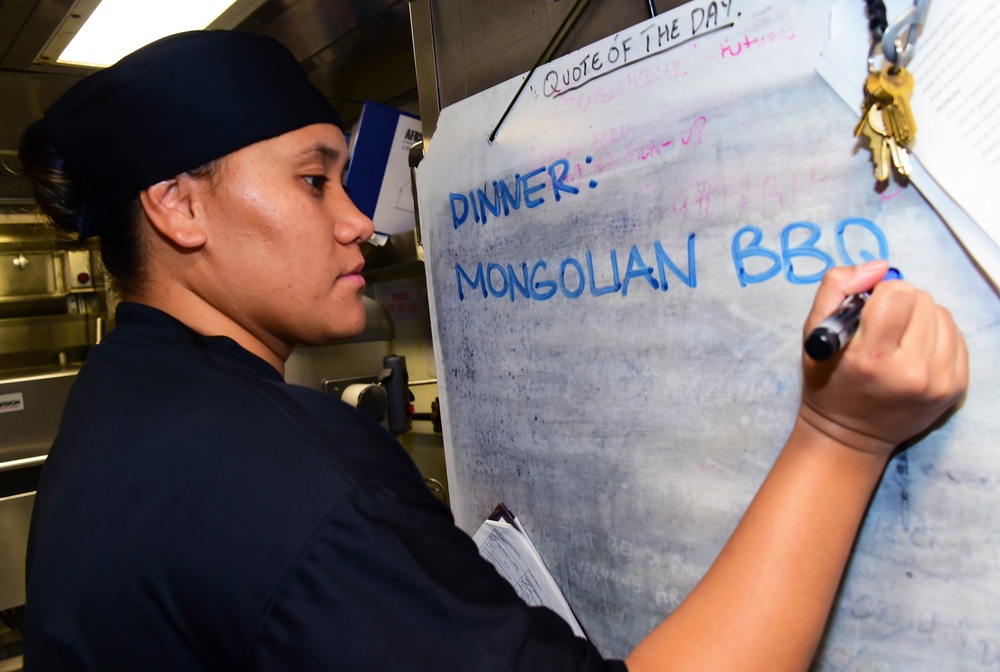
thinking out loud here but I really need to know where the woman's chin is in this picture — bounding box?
[325,309,368,343]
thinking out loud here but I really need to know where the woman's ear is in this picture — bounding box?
[139,175,208,249]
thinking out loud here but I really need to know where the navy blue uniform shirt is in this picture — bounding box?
[25,303,627,671]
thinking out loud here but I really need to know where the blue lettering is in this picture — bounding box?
[450,193,469,229]
[781,222,834,285]
[732,225,782,287]
[621,245,659,296]
[548,159,580,202]
[654,235,697,290]
[478,182,501,223]
[559,258,585,298]
[456,220,887,301]
[499,175,522,215]
[587,249,621,297]
[521,167,547,208]
[530,260,558,300]
[486,262,508,297]
[835,217,889,265]
[469,190,480,224]
[450,158,586,227]
[507,263,531,301]
[456,262,487,300]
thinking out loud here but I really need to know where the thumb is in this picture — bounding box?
[804,260,891,335]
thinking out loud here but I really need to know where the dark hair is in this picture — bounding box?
[18,119,145,296]
[18,120,223,298]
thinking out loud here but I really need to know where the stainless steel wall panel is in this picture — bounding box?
[0,368,76,461]
[0,491,35,611]
[0,314,92,361]
[0,252,57,297]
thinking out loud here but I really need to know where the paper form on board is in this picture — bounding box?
[815,0,1000,290]
[473,505,585,638]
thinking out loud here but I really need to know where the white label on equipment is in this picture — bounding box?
[0,392,24,414]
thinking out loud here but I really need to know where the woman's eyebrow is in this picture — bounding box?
[301,143,351,179]
[300,143,344,165]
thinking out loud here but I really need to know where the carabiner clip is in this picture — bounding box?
[882,0,930,68]
[867,39,881,73]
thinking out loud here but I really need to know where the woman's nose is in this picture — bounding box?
[335,193,376,245]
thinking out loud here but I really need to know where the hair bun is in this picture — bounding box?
[17,118,87,239]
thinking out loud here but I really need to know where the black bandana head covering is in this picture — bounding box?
[43,30,344,240]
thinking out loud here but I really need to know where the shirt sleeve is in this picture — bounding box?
[245,479,629,672]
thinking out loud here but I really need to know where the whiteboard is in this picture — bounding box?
[415,0,1000,667]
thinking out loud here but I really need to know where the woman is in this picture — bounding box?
[18,30,967,672]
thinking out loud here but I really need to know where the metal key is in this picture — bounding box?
[888,136,913,176]
[857,103,892,182]
[854,71,889,137]
[877,66,918,148]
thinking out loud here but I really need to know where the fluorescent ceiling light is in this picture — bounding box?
[55,0,240,68]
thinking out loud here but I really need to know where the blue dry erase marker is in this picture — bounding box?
[804,267,902,361]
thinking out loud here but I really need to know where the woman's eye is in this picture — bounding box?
[305,175,329,191]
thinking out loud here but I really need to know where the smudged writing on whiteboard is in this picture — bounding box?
[719,27,796,59]
[529,116,708,183]
[559,59,690,113]
[666,163,834,223]
[447,147,842,236]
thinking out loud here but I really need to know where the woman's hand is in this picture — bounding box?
[798,261,969,458]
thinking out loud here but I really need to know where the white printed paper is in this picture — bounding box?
[473,518,585,637]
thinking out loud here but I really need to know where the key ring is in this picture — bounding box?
[867,39,881,73]
[882,0,930,68]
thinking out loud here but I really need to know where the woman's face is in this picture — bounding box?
[194,122,375,359]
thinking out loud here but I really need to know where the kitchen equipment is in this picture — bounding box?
[0,216,105,612]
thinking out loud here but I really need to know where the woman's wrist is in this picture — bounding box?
[793,402,896,467]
